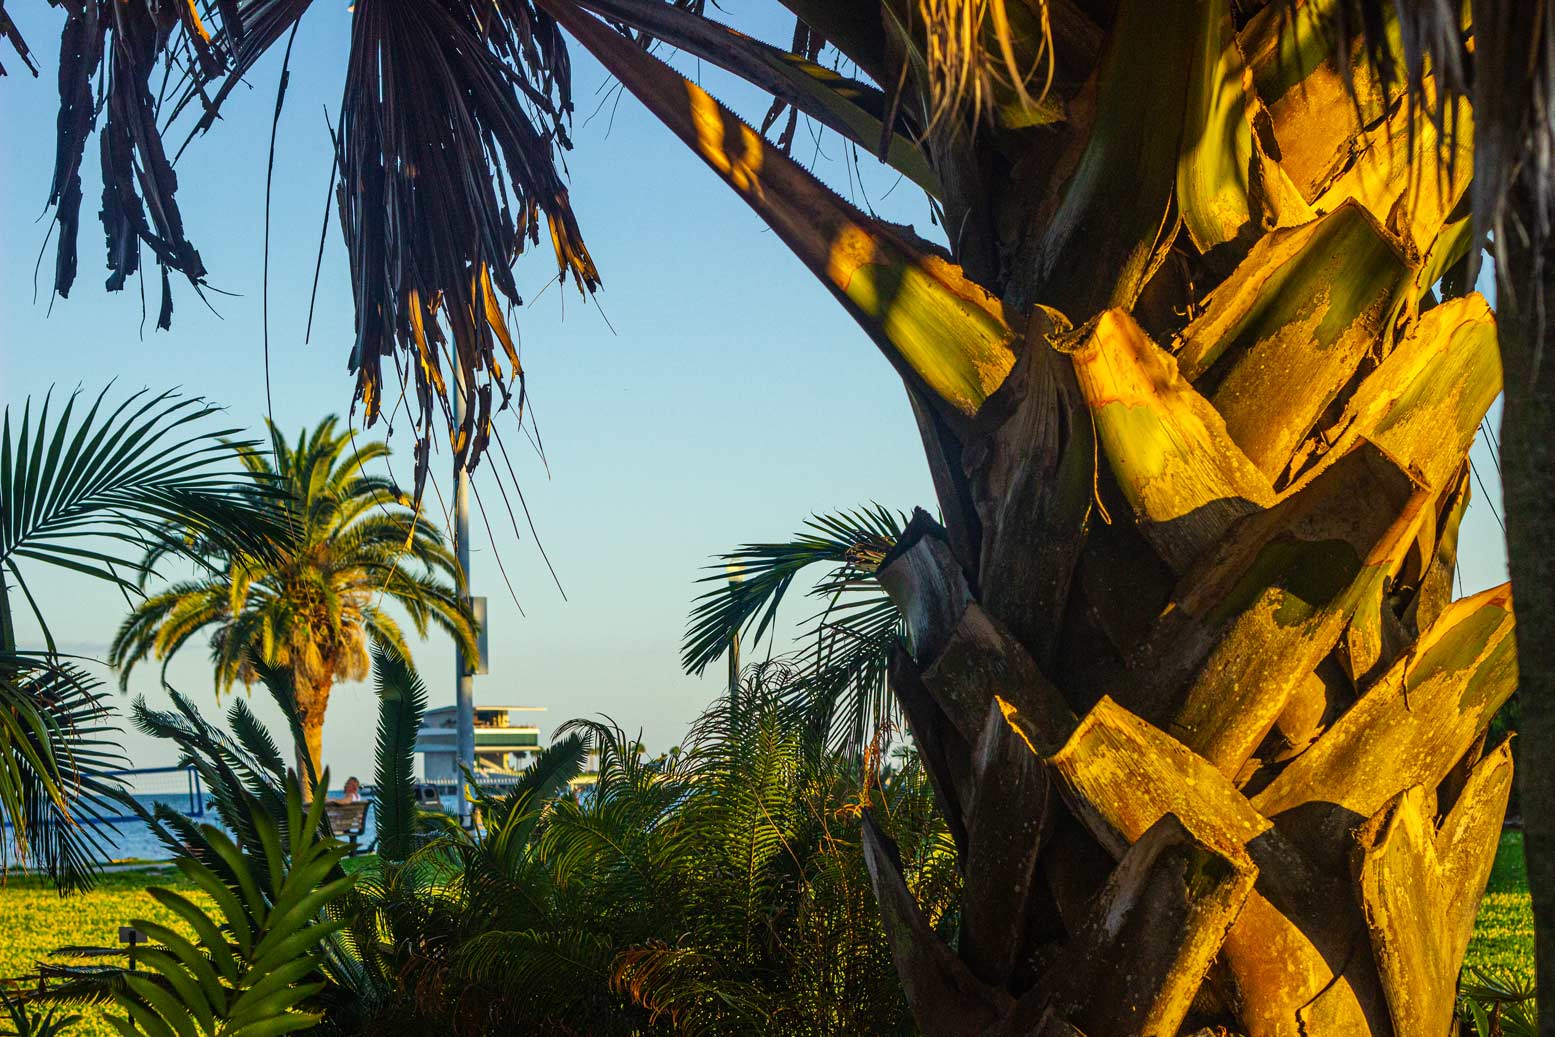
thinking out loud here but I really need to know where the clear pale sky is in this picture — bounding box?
[0,2,1510,780]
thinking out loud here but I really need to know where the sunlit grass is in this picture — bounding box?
[0,868,211,1037]
[1464,830,1536,984]
[0,859,376,1036]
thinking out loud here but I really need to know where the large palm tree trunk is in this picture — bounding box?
[538,2,1519,1031]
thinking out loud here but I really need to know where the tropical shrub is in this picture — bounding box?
[327,666,957,1035]
[5,637,954,1035]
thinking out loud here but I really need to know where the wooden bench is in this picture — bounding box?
[323,800,372,856]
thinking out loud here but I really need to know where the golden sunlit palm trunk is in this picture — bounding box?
[544,1,1517,1032]
[293,673,331,797]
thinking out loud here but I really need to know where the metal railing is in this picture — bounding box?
[95,765,206,823]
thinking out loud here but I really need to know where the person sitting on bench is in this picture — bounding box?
[332,776,362,804]
[324,777,370,855]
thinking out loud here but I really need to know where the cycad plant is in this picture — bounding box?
[110,418,477,786]
[8,0,1552,1030]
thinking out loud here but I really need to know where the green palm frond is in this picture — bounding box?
[682,504,904,676]
[106,780,353,1037]
[0,385,274,887]
[247,662,318,793]
[0,657,126,891]
[371,642,428,863]
[471,734,587,860]
[2,387,273,637]
[112,415,477,781]
[124,689,306,874]
[227,698,286,779]
[454,928,617,996]
[789,595,904,753]
[682,505,906,752]
[611,943,771,1036]
[111,415,479,687]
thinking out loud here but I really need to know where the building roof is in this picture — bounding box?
[423,704,547,717]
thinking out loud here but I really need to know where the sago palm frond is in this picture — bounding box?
[371,642,428,863]
[105,781,352,1037]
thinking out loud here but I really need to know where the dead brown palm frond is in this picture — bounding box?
[44,1,223,321]
[338,0,600,499]
[761,16,828,154]
[0,1,38,76]
[32,0,597,493]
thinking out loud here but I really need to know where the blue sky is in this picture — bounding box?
[0,2,1510,780]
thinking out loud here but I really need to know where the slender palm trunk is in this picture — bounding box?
[0,577,14,655]
[1497,178,1555,1036]
[292,673,332,797]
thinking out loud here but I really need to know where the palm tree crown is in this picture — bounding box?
[110,417,477,783]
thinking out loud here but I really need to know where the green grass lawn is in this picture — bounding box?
[0,867,211,1037]
[0,839,1536,1036]
[1464,830,1537,984]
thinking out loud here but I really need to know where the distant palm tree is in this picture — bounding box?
[110,417,476,787]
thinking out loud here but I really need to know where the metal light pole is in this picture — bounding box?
[454,368,476,828]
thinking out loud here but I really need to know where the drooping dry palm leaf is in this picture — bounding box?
[46,1,212,324]
[337,0,599,498]
[25,0,601,493]
[0,0,38,76]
